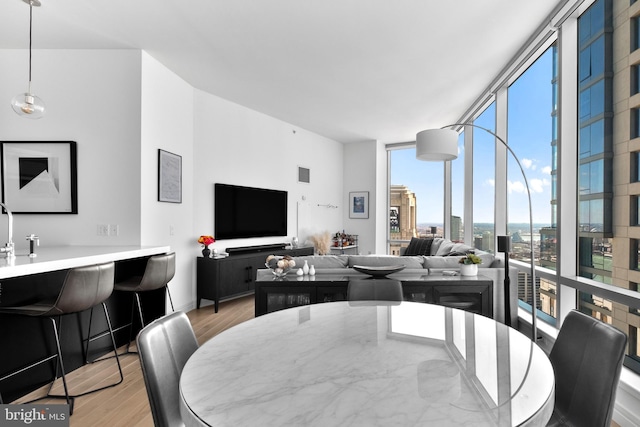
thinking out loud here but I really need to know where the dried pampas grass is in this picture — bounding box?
[309,231,332,255]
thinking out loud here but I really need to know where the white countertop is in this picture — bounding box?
[0,245,171,279]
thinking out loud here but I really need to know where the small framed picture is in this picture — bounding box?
[158,149,182,203]
[1,141,78,214]
[349,191,369,219]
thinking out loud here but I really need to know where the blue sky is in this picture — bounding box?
[391,47,554,226]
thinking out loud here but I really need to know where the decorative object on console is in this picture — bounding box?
[158,149,182,203]
[353,265,406,277]
[11,0,45,119]
[309,231,331,255]
[198,235,215,257]
[302,260,309,275]
[458,253,481,276]
[349,191,369,219]
[416,124,538,341]
[265,255,296,277]
[1,141,77,214]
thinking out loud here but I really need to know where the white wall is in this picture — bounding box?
[0,49,142,249]
[139,52,194,312]
[0,48,347,311]
[193,90,344,256]
[343,140,388,255]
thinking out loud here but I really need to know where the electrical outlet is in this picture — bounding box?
[97,224,109,236]
[109,224,119,236]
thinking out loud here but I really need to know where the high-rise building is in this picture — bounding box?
[389,185,417,255]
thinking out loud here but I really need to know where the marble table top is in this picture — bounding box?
[180,301,554,427]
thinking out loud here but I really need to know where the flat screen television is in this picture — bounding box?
[214,183,288,239]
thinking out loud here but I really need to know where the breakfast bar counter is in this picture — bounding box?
[0,244,171,402]
[0,245,171,279]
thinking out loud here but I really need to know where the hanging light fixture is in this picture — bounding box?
[11,0,45,119]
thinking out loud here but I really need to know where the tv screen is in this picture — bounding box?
[215,183,288,239]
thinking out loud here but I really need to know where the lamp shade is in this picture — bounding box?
[416,129,458,161]
[11,93,45,119]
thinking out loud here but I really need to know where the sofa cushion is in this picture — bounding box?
[430,238,446,255]
[404,237,434,256]
[435,240,455,256]
[292,255,349,269]
[423,256,464,269]
[347,255,424,269]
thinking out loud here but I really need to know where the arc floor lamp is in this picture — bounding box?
[415,124,538,342]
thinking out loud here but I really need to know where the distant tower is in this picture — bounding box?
[389,185,417,255]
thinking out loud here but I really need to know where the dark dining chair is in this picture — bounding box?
[137,311,198,427]
[347,278,403,302]
[547,310,627,427]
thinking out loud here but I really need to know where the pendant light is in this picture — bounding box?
[11,0,45,119]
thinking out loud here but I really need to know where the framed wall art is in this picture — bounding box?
[1,141,78,214]
[158,149,182,203]
[349,191,369,219]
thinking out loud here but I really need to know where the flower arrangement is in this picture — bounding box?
[459,253,482,265]
[198,235,215,247]
[198,235,215,257]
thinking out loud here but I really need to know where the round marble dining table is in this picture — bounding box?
[180,301,554,426]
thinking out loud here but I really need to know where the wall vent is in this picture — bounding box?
[298,167,310,183]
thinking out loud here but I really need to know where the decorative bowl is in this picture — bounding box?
[265,255,296,277]
[353,265,406,277]
[265,263,292,277]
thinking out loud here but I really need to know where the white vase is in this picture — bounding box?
[302,260,310,275]
[309,265,316,276]
[460,263,478,276]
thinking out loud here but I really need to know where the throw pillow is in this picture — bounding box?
[404,238,433,256]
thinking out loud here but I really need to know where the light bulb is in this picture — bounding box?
[11,92,45,119]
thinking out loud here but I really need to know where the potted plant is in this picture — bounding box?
[458,253,482,276]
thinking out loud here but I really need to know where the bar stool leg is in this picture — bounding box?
[47,317,73,413]
[102,302,123,386]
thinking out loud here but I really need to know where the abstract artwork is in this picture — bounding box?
[158,149,182,203]
[1,141,77,214]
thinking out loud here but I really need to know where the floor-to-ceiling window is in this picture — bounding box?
[388,147,444,253]
[451,131,465,242]
[473,104,496,253]
[386,0,640,377]
[507,44,558,319]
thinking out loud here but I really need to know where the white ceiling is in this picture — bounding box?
[1,0,563,144]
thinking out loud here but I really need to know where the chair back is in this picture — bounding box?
[138,252,176,292]
[51,261,115,316]
[137,311,198,427]
[548,310,627,427]
[347,279,403,302]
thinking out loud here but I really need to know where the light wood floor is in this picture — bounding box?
[13,295,256,427]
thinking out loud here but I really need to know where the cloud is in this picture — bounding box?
[487,178,495,187]
[521,158,533,169]
[541,166,552,175]
[508,178,550,194]
[508,180,527,194]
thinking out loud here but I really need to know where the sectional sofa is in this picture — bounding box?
[291,237,518,326]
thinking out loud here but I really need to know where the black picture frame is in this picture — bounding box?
[1,141,78,214]
[158,149,182,203]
